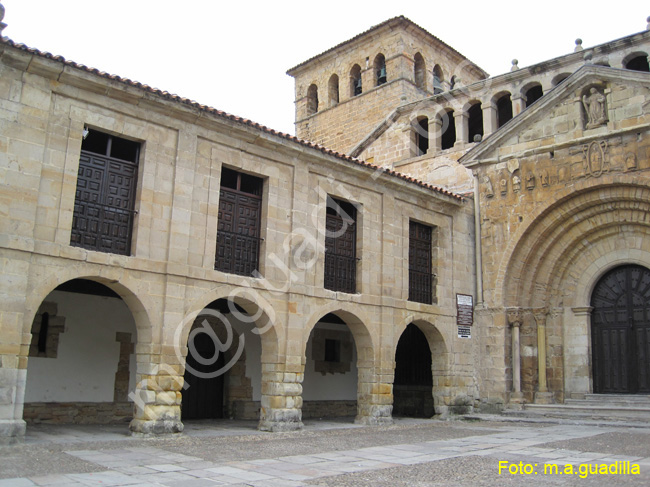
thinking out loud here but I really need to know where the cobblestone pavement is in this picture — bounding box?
[1,418,649,486]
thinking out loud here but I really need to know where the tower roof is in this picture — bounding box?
[287,16,488,78]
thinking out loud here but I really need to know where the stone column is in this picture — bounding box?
[428,117,442,153]
[0,356,26,444]
[533,308,553,404]
[507,308,524,409]
[259,361,304,432]
[355,365,393,425]
[453,111,469,147]
[482,102,498,136]
[129,358,184,436]
[512,94,526,116]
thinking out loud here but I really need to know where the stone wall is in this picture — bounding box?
[301,400,357,419]
[463,67,650,407]
[23,402,132,424]
[0,38,477,439]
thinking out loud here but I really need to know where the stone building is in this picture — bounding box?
[0,7,477,442]
[0,6,649,443]
[289,15,650,413]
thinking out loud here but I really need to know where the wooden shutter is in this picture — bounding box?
[71,151,138,255]
[408,221,433,304]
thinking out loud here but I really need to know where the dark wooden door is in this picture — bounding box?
[591,265,650,394]
[393,323,434,417]
[71,152,137,255]
[215,187,262,276]
[182,330,225,420]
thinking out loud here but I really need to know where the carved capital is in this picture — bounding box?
[532,307,549,326]
[507,308,523,327]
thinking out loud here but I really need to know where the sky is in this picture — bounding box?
[1,1,648,135]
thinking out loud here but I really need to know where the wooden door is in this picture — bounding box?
[215,187,262,276]
[71,152,137,255]
[182,330,225,420]
[591,265,650,393]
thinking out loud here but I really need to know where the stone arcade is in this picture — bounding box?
[1,7,649,441]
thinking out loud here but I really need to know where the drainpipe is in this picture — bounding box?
[473,171,483,305]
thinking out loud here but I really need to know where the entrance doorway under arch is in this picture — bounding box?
[181,299,262,421]
[393,323,434,417]
[591,264,650,394]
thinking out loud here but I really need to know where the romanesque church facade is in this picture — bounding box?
[0,7,649,441]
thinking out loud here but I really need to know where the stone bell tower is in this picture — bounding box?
[286,16,488,155]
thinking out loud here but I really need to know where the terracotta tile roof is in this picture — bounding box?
[1,37,464,202]
[287,15,487,78]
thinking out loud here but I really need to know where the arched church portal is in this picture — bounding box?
[591,264,650,394]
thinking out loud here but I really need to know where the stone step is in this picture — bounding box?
[504,403,650,423]
[566,399,650,408]
[565,394,650,408]
[583,393,650,403]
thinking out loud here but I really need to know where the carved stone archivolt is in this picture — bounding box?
[582,87,608,129]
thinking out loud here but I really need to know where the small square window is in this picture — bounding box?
[324,339,341,363]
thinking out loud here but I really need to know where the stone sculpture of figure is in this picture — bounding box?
[500,178,507,196]
[582,87,607,129]
[540,169,550,187]
[483,175,494,198]
[625,152,637,171]
[526,173,535,190]
[512,175,521,193]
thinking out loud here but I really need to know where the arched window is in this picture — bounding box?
[449,75,457,90]
[328,74,339,107]
[414,53,426,90]
[412,116,429,156]
[552,73,570,87]
[440,109,456,150]
[496,93,513,128]
[524,84,543,107]
[433,65,444,94]
[350,64,362,96]
[624,53,650,72]
[467,102,483,143]
[307,84,319,114]
[374,53,387,86]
